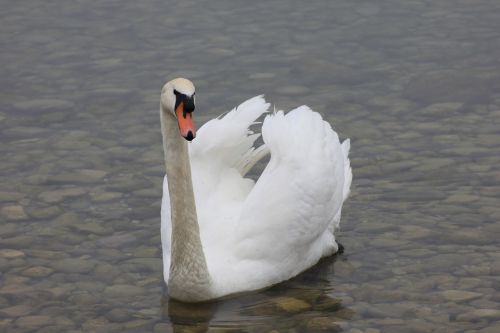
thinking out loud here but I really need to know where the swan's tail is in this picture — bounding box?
[329,138,352,232]
[341,139,352,203]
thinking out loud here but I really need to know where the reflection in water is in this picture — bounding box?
[164,299,218,332]
[162,255,353,332]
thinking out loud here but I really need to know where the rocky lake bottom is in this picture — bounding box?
[1,0,500,332]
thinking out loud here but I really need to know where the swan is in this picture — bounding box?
[160,78,352,302]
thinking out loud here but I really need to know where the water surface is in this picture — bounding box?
[1,0,500,332]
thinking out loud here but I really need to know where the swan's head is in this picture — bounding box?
[161,78,196,141]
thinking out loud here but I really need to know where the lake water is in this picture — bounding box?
[1,0,500,332]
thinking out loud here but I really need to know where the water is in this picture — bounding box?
[1,0,500,332]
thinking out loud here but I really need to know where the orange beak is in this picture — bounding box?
[175,101,196,141]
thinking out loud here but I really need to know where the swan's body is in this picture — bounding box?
[160,78,352,302]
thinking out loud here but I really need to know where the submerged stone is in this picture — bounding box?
[21,266,54,278]
[1,205,27,220]
[0,304,32,317]
[456,309,500,321]
[271,297,312,313]
[440,290,482,302]
[0,249,25,259]
[304,316,341,331]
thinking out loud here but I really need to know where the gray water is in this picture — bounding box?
[1,0,500,332]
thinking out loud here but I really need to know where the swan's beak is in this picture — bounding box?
[175,101,196,141]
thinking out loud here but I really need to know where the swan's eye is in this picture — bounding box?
[173,89,184,111]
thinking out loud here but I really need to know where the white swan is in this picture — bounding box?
[160,78,352,302]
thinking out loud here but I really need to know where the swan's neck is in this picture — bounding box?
[161,106,211,301]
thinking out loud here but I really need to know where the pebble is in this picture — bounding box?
[399,225,433,240]
[123,319,153,329]
[444,194,481,204]
[1,205,28,220]
[304,316,340,331]
[93,263,122,283]
[71,221,110,235]
[270,297,312,313]
[0,249,25,258]
[22,266,54,278]
[133,188,159,198]
[90,191,123,202]
[440,290,483,302]
[96,232,137,248]
[47,285,74,299]
[0,304,32,317]
[456,309,500,322]
[53,212,81,226]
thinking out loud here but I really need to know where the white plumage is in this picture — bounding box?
[160,86,351,301]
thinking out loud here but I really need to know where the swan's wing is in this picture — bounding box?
[189,95,271,177]
[187,96,270,233]
[232,106,351,279]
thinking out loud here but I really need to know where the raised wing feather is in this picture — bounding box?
[189,96,270,176]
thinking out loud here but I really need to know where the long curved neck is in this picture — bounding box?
[161,105,211,301]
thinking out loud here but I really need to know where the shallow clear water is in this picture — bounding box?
[1,0,500,332]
